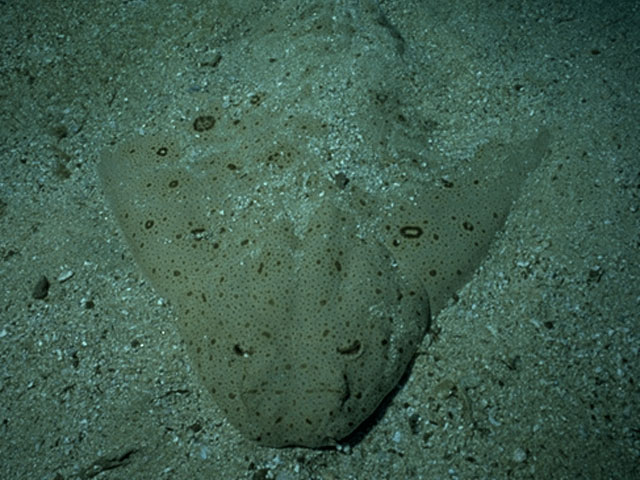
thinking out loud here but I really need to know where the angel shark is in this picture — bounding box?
[99,0,550,447]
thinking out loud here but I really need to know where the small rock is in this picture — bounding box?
[512,447,527,463]
[32,276,50,299]
[57,269,74,282]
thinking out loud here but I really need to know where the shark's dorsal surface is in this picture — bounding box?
[99,0,549,447]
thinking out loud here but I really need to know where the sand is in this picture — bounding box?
[1,0,638,478]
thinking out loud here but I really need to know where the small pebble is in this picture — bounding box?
[513,447,527,463]
[57,269,74,282]
[32,276,50,299]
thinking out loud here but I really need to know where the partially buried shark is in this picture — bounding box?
[98,0,551,447]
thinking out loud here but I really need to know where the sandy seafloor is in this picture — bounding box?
[1,0,639,478]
